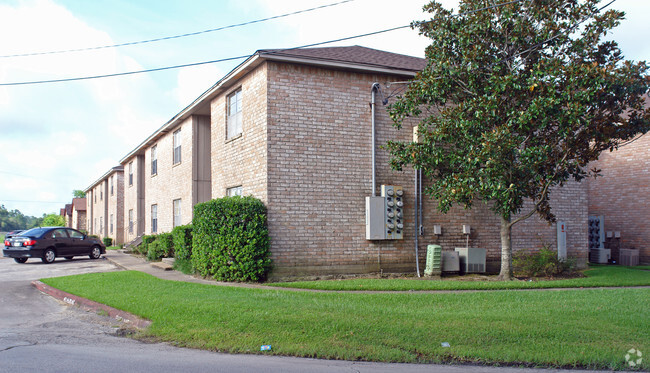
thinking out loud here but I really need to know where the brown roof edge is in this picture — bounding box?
[72,198,87,211]
[84,165,124,193]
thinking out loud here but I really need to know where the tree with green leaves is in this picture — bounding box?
[388,0,650,280]
[73,190,86,198]
[41,213,65,227]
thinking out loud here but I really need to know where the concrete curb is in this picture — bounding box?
[31,280,151,329]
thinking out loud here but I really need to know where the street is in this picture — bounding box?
[0,255,604,373]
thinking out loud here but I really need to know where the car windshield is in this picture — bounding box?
[18,228,49,238]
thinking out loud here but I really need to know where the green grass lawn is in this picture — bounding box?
[42,271,648,370]
[270,265,650,291]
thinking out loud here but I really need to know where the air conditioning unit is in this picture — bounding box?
[454,247,486,273]
[619,249,639,266]
[441,250,460,272]
[589,248,611,264]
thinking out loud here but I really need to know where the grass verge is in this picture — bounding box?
[271,265,650,291]
[42,271,648,370]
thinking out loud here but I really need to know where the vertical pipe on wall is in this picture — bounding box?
[414,168,421,277]
[370,83,380,196]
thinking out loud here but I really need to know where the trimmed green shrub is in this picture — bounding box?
[135,234,158,256]
[192,196,271,282]
[147,232,173,261]
[172,224,193,261]
[103,237,113,247]
[513,247,576,277]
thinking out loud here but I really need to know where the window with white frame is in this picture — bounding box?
[151,145,158,175]
[110,214,114,234]
[110,175,114,196]
[227,89,242,139]
[128,162,133,186]
[99,216,103,234]
[151,204,158,233]
[173,129,181,165]
[226,186,243,197]
[128,209,134,234]
[173,199,181,227]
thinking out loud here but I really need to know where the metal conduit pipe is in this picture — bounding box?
[414,168,420,277]
[370,83,380,196]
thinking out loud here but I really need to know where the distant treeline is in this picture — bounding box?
[0,205,43,232]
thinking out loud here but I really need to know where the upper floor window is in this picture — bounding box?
[173,129,182,165]
[226,186,243,197]
[227,89,242,139]
[110,175,114,196]
[151,145,158,175]
[128,162,134,186]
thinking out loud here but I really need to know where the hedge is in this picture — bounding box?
[192,196,271,282]
[172,224,193,261]
[147,232,173,261]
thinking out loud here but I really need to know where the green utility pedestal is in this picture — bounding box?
[424,244,442,277]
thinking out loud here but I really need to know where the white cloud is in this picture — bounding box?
[175,64,224,107]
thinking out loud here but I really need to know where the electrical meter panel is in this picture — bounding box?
[381,185,404,240]
[588,215,604,249]
[365,185,404,240]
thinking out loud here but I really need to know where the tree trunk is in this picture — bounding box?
[498,215,512,280]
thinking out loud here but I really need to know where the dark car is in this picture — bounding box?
[5,229,24,239]
[3,227,105,264]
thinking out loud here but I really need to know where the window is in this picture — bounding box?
[94,191,96,203]
[173,129,181,165]
[227,89,242,139]
[151,145,158,175]
[129,162,134,186]
[151,204,158,233]
[94,218,97,233]
[99,216,103,234]
[110,176,114,196]
[227,186,243,197]
[100,189,103,201]
[110,214,114,234]
[173,199,181,227]
[68,229,84,239]
[128,209,134,234]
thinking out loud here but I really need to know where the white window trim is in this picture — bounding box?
[226,89,242,140]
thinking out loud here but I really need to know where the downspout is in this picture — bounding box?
[371,83,380,196]
[414,168,420,277]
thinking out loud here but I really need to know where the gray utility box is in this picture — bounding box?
[365,185,404,240]
[454,247,486,273]
[441,250,460,272]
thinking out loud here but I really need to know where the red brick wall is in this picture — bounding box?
[264,61,588,278]
[588,133,650,264]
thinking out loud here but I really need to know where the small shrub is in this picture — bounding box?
[88,234,99,239]
[136,234,157,255]
[147,232,173,261]
[192,196,271,282]
[103,237,113,247]
[172,224,193,261]
[173,257,194,275]
[513,247,576,277]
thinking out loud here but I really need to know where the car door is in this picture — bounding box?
[49,228,71,256]
[66,229,87,256]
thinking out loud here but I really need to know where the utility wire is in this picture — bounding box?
[0,0,530,87]
[0,0,355,59]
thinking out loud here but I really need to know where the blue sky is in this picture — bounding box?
[0,0,648,218]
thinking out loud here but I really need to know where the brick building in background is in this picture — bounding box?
[71,197,86,231]
[111,46,589,278]
[85,166,124,245]
[589,132,650,264]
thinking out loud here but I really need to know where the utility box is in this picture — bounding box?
[589,248,611,264]
[365,185,404,240]
[424,244,442,276]
[619,249,639,266]
[442,250,460,272]
[557,221,567,261]
[455,247,486,273]
[588,216,605,249]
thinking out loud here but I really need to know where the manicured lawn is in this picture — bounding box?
[42,271,648,370]
[271,265,650,291]
[106,246,121,250]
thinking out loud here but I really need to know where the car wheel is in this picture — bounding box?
[42,248,56,264]
[14,258,28,264]
[64,256,74,260]
[89,246,102,259]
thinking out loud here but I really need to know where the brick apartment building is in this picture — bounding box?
[85,166,125,244]
[588,132,650,264]
[70,197,86,231]
[113,46,590,278]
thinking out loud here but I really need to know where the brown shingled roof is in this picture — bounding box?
[72,197,86,212]
[65,204,72,217]
[259,46,426,73]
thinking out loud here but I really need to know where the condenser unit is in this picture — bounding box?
[441,250,460,272]
[619,249,639,266]
[589,248,611,264]
[454,247,486,273]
